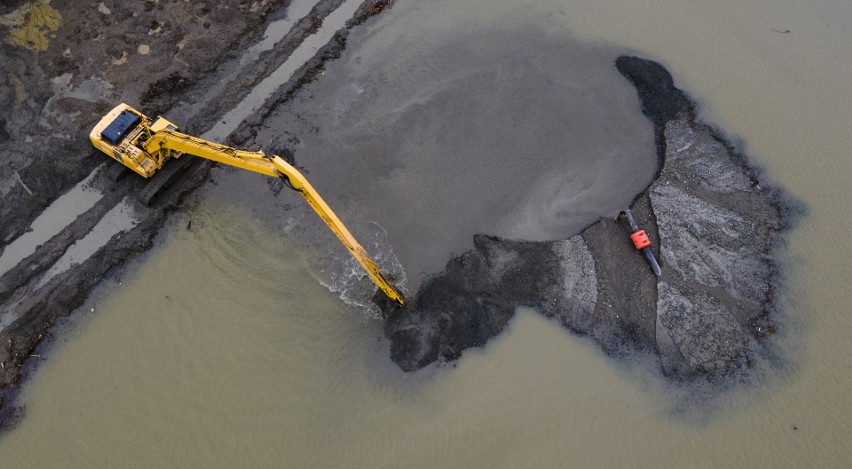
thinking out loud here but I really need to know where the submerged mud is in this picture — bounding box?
[385,57,793,382]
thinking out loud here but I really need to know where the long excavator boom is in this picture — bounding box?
[145,130,406,307]
[90,103,405,308]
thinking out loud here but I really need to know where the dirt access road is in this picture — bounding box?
[0,0,392,426]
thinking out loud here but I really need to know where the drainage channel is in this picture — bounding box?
[206,0,364,140]
[35,198,139,289]
[170,0,323,124]
[0,167,104,278]
[241,0,322,66]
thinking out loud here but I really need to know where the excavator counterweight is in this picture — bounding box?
[90,103,405,308]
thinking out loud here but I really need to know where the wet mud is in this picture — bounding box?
[384,57,795,383]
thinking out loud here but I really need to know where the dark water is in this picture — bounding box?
[254,28,655,289]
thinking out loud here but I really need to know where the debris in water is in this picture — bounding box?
[13,171,34,196]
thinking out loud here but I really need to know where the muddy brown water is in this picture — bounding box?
[1,0,852,466]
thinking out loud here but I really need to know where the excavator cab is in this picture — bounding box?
[100,109,141,146]
[92,104,157,178]
[90,104,183,179]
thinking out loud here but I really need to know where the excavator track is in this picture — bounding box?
[106,161,130,182]
[137,157,194,206]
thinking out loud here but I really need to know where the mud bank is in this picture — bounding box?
[384,56,795,382]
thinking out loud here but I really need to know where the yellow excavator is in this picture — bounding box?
[90,103,405,307]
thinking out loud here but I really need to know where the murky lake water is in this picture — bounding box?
[2,0,852,466]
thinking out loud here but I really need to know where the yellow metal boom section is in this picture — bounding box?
[144,130,405,307]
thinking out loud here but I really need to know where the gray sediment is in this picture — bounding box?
[384,56,794,382]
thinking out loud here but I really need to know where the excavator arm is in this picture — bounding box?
[143,130,406,307]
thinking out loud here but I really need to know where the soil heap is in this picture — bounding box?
[384,57,794,382]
